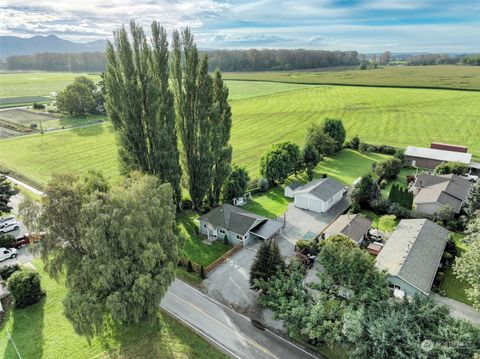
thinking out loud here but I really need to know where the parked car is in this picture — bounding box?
[14,232,45,248]
[0,221,20,234]
[0,247,18,262]
[0,215,15,225]
[462,173,478,182]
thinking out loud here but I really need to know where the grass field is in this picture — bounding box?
[2,83,478,186]
[0,260,226,359]
[223,65,480,90]
[0,96,51,108]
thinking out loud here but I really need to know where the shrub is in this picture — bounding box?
[0,264,20,281]
[7,269,44,308]
[295,239,319,256]
[434,162,468,176]
[32,103,46,109]
[30,123,38,129]
[200,266,207,279]
[371,198,392,214]
[0,234,15,248]
[435,205,457,230]
[389,203,410,218]
[375,158,402,180]
[350,135,360,150]
[359,142,370,153]
[187,260,194,273]
[224,164,250,200]
[258,177,269,192]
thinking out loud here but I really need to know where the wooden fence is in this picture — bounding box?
[205,242,243,274]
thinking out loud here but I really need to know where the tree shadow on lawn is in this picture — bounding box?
[99,312,226,359]
[4,296,45,359]
[70,122,105,137]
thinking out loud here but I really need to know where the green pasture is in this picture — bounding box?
[0,84,479,186]
[223,65,480,90]
[0,260,226,359]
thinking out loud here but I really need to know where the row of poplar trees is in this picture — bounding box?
[104,21,232,210]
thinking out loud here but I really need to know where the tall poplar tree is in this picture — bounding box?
[172,29,227,209]
[210,70,233,206]
[104,21,182,205]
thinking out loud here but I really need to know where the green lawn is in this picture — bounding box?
[441,233,473,306]
[223,65,480,90]
[244,149,389,217]
[362,210,399,233]
[0,260,227,359]
[1,84,479,186]
[177,211,232,267]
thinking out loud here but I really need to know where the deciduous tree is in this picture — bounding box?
[57,76,96,116]
[322,118,346,151]
[223,164,250,201]
[105,21,182,205]
[40,172,182,336]
[303,142,321,181]
[305,124,336,156]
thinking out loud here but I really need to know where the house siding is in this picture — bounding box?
[294,190,343,214]
[388,275,425,297]
[405,156,443,170]
[415,202,441,216]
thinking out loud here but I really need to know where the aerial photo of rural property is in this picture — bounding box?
[0,1,479,358]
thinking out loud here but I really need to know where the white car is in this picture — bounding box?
[0,248,18,262]
[0,215,15,225]
[462,174,478,182]
[0,221,20,234]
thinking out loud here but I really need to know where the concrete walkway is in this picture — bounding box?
[6,175,44,196]
[431,293,480,326]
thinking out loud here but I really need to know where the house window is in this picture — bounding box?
[219,228,226,235]
[236,234,243,240]
[203,223,208,229]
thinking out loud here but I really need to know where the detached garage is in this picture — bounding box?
[292,178,345,214]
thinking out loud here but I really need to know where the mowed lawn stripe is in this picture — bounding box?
[0,85,479,185]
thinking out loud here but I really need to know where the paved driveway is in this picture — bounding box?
[431,293,480,326]
[204,196,350,318]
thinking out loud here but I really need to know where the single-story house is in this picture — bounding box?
[198,204,282,246]
[375,219,449,297]
[284,181,302,198]
[291,178,345,214]
[405,145,472,170]
[412,173,473,216]
[324,213,372,244]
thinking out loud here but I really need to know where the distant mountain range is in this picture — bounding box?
[0,35,107,59]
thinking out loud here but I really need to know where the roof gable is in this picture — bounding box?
[375,219,449,295]
[198,204,265,235]
[295,178,344,201]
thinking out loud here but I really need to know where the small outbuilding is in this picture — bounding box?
[292,178,345,214]
[284,181,302,198]
[324,213,372,244]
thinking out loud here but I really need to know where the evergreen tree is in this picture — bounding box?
[322,118,346,151]
[104,21,182,205]
[0,175,19,214]
[209,70,233,206]
[250,239,285,289]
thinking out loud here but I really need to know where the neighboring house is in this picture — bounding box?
[198,204,282,246]
[324,213,372,244]
[375,219,449,297]
[284,181,302,198]
[405,145,472,170]
[412,173,473,216]
[291,178,345,214]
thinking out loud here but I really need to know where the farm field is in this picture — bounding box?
[0,71,309,101]
[0,84,479,186]
[223,65,480,90]
[0,260,226,359]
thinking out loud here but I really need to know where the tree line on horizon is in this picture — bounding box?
[2,48,360,72]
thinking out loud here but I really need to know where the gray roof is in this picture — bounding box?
[250,220,282,239]
[198,204,264,235]
[405,146,472,164]
[325,214,372,243]
[286,181,302,190]
[294,178,345,201]
[413,174,473,213]
[375,219,449,295]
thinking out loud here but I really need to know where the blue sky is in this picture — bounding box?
[1,0,479,52]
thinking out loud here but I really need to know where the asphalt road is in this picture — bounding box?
[162,280,320,359]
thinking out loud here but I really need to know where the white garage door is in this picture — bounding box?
[295,195,309,209]
[309,199,324,213]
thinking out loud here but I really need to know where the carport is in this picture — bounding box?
[249,220,282,240]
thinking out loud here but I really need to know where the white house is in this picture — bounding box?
[291,178,345,213]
